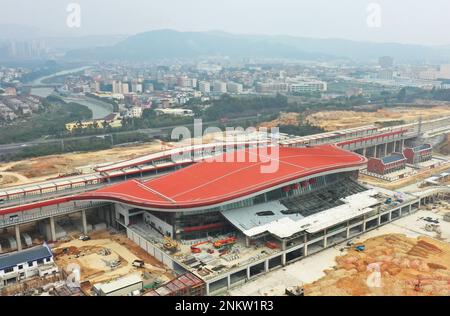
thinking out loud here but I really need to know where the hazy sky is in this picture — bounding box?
[1,0,450,45]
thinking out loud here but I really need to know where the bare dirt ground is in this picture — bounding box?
[0,141,164,188]
[306,106,450,131]
[52,230,174,293]
[258,112,300,129]
[436,134,450,155]
[304,234,450,296]
[0,131,227,189]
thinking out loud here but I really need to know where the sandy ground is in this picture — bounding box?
[228,206,450,296]
[52,230,173,292]
[306,106,450,131]
[258,112,300,129]
[0,132,227,189]
[0,141,164,188]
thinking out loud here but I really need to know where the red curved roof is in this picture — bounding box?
[78,145,367,210]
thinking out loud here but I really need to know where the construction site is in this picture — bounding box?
[51,229,174,295]
[306,106,450,131]
[229,196,450,296]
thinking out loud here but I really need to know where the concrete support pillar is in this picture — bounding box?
[383,143,387,157]
[323,237,327,248]
[15,225,22,251]
[304,244,308,257]
[81,210,88,234]
[246,267,250,280]
[281,253,286,266]
[346,227,350,238]
[264,259,269,272]
[227,275,231,289]
[363,147,367,157]
[374,145,378,158]
[50,216,56,241]
[245,236,251,248]
[401,139,405,152]
[281,240,286,251]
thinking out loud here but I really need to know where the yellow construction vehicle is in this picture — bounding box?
[163,236,179,253]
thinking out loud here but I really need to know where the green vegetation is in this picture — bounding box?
[3,132,152,161]
[0,95,92,144]
[204,94,289,120]
[279,123,325,136]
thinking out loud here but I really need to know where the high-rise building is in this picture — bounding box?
[256,82,288,94]
[439,64,450,79]
[199,81,210,93]
[122,83,130,94]
[112,80,122,94]
[227,82,243,94]
[213,81,227,93]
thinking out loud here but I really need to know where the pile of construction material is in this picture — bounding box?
[304,234,450,296]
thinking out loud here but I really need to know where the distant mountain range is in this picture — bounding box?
[65,29,450,63]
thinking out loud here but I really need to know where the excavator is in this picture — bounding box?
[190,240,211,253]
[213,236,237,249]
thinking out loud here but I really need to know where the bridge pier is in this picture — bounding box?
[15,225,22,251]
[81,210,88,235]
[50,216,56,242]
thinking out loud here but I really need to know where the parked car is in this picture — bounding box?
[79,235,91,241]
[132,259,145,268]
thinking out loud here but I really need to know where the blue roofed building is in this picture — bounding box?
[367,153,407,175]
[0,244,58,288]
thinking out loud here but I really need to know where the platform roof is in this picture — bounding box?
[78,145,367,210]
[221,189,381,238]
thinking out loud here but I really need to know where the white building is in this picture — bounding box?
[227,82,243,94]
[155,108,194,117]
[289,80,327,93]
[126,106,143,118]
[92,274,143,296]
[0,244,58,288]
[213,81,227,94]
[199,81,211,94]
[439,64,450,79]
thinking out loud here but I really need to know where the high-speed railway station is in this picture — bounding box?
[1,117,450,294]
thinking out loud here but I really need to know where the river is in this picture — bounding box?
[61,95,114,119]
[28,66,114,119]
